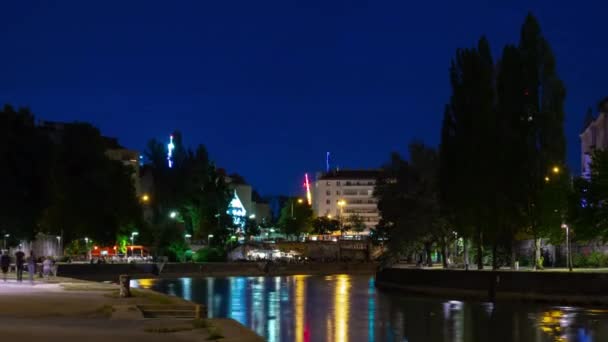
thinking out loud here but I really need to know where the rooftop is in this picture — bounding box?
[318,169,380,180]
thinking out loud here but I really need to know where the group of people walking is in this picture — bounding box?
[0,250,55,284]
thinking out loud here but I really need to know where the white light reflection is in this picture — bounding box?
[206,278,214,318]
[368,277,376,342]
[229,277,247,326]
[251,277,265,337]
[181,277,192,301]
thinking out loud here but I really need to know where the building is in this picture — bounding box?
[580,98,608,178]
[313,169,381,233]
[104,142,141,196]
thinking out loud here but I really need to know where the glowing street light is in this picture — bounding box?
[552,166,560,174]
[249,214,256,219]
[130,232,139,245]
[561,223,573,272]
[297,198,304,204]
[169,211,177,219]
[544,176,550,182]
[208,234,214,245]
[141,194,150,203]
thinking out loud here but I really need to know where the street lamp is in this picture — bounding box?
[561,223,573,272]
[249,214,256,219]
[297,198,304,204]
[208,234,214,245]
[130,232,139,245]
[337,200,346,232]
[169,211,177,219]
[552,166,560,174]
[141,194,150,203]
[3,234,9,250]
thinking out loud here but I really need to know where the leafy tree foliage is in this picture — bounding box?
[439,13,567,269]
[277,198,312,238]
[0,105,53,240]
[376,143,448,265]
[311,216,340,234]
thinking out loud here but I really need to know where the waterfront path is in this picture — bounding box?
[0,277,262,341]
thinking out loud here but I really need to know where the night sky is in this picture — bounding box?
[1,1,606,196]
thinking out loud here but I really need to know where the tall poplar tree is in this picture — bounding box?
[518,13,567,268]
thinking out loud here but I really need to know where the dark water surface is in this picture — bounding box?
[132,275,608,342]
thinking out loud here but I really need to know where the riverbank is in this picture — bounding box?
[376,267,608,306]
[57,261,378,281]
[0,275,263,341]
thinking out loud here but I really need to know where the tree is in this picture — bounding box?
[0,105,52,241]
[376,143,448,266]
[346,214,366,233]
[244,218,260,237]
[311,216,340,234]
[440,37,495,269]
[41,123,142,245]
[517,13,567,268]
[569,150,608,242]
[277,198,312,239]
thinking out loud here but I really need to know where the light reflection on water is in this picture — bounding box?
[132,275,608,342]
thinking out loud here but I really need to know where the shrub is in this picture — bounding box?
[573,251,608,268]
[193,247,226,262]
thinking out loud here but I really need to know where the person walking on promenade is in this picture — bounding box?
[0,251,10,282]
[14,249,25,282]
[27,251,35,285]
[42,257,52,280]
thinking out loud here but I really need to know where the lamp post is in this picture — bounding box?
[185,233,192,244]
[561,223,572,272]
[337,200,346,232]
[84,237,90,260]
[130,232,139,246]
[3,234,9,250]
[208,234,214,246]
[291,198,303,218]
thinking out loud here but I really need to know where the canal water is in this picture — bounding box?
[132,275,608,342]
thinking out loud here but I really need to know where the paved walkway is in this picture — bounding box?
[0,277,263,341]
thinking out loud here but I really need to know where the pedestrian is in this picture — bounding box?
[0,251,10,282]
[42,257,52,280]
[15,249,25,282]
[27,251,35,285]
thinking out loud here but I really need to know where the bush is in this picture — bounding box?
[573,251,608,268]
[193,247,226,262]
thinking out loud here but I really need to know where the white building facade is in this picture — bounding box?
[580,98,608,179]
[313,170,380,233]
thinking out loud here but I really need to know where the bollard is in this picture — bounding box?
[119,274,131,298]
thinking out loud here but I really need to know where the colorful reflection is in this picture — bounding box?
[294,275,308,342]
[133,276,608,342]
[334,274,351,342]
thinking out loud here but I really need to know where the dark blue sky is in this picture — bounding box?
[1,1,605,196]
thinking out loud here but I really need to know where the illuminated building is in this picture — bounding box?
[227,189,247,227]
[313,169,380,233]
[580,98,608,179]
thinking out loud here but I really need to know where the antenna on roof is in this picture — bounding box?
[326,152,330,172]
